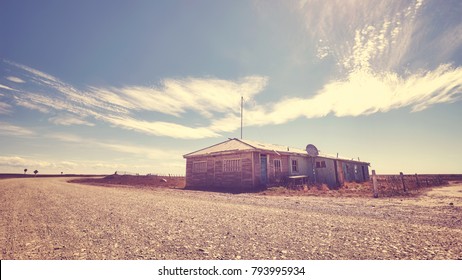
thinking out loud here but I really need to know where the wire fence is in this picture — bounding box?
[373,172,447,197]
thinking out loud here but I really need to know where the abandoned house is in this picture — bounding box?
[183,138,370,192]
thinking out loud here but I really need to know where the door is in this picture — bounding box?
[260,155,267,185]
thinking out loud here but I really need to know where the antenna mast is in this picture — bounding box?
[240,96,243,139]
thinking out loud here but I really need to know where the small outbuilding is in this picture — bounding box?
[183,138,370,192]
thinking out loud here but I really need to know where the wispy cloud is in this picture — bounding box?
[0,156,48,168]
[47,132,187,161]
[1,0,461,139]
[102,115,220,139]
[203,0,461,129]
[0,122,35,136]
[0,83,16,91]
[0,101,12,114]
[48,114,95,126]
[3,60,268,139]
[47,132,84,143]
[90,76,268,118]
[0,155,131,173]
[238,64,462,126]
[6,76,25,83]
[250,0,462,118]
[300,0,425,72]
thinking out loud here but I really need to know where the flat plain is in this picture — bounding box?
[1,177,461,259]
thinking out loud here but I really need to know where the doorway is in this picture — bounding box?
[260,155,267,185]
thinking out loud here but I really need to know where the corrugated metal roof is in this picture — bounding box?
[183,138,308,157]
[183,138,254,157]
[239,138,307,154]
[183,138,369,164]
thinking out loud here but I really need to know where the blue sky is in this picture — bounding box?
[0,0,461,175]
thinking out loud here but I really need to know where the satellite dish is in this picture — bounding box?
[306,144,319,157]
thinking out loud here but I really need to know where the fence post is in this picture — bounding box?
[400,172,407,193]
[415,173,420,188]
[372,170,378,198]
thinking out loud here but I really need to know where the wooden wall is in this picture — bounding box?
[185,152,254,192]
[185,152,370,191]
[266,154,290,186]
[314,158,338,187]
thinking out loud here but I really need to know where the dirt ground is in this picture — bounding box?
[71,174,185,189]
[0,177,461,260]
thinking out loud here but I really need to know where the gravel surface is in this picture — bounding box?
[1,177,461,260]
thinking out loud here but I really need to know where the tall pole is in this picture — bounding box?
[240,96,243,139]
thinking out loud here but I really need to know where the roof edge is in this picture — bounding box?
[183,138,257,158]
[183,138,233,158]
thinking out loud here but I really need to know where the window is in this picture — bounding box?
[291,159,298,172]
[316,161,326,168]
[192,161,207,173]
[274,159,282,172]
[223,159,241,172]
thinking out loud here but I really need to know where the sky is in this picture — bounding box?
[0,0,461,175]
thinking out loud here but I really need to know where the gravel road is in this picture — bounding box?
[1,177,461,260]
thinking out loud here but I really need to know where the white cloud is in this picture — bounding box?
[48,114,95,126]
[103,115,221,139]
[88,75,268,118]
[0,122,35,136]
[294,0,461,113]
[0,155,129,173]
[0,156,51,169]
[0,156,28,167]
[5,60,269,139]
[310,64,462,116]
[0,83,16,91]
[300,0,424,72]
[205,0,461,129]
[6,76,25,83]
[14,98,50,113]
[47,132,187,161]
[9,60,61,85]
[0,102,12,114]
[48,133,85,143]
[213,64,460,128]
[98,142,176,161]
[0,154,183,175]
[2,0,461,143]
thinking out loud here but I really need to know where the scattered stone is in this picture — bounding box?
[3,176,462,260]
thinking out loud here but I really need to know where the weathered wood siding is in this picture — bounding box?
[289,155,309,176]
[267,154,290,186]
[185,151,370,191]
[185,152,254,192]
[252,152,261,187]
[341,161,369,183]
[251,153,292,187]
[335,160,345,185]
[314,158,338,188]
